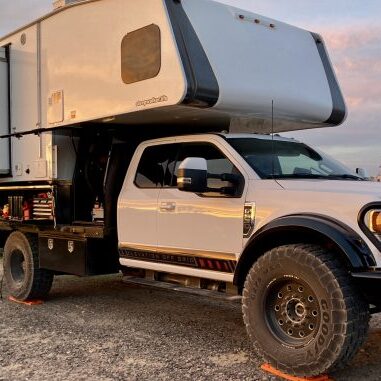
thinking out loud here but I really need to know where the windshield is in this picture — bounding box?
[227,137,362,180]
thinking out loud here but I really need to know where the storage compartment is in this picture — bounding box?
[39,233,119,275]
[0,189,54,222]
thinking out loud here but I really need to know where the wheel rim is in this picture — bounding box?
[265,277,321,346]
[10,249,26,285]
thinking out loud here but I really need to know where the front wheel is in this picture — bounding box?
[242,244,369,377]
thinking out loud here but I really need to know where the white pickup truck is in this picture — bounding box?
[113,132,381,376]
[118,134,381,375]
[1,0,380,378]
[4,131,380,377]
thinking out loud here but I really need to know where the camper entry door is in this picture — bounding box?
[0,46,10,176]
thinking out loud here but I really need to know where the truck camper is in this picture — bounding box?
[1,0,381,378]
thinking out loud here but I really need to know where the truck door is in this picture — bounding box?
[0,46,10,176]
[157,141,247,271]
[117,143,178,251]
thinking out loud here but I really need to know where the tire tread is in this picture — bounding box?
[242,244,369,377]
[4,231,53,301]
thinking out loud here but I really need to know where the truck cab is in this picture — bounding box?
[118,133,381,284]
[114,132,381,376]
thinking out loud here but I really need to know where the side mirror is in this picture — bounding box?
[356,168,368,179]
[177,157,207,193]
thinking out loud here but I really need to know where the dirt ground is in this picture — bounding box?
[1,257,381,381]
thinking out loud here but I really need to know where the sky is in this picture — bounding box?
[0,0,380,175]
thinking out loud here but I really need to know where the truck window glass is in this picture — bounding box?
[121,24,161,84]
[227,138,357,180]
[135,144,177,188]
[173,143,243,195]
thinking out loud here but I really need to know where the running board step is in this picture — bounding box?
[122,276,242,303]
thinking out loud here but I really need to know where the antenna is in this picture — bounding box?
[271,100,275,178]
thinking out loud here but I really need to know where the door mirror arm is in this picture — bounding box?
[177,158,241,195]
[207,173,241,184]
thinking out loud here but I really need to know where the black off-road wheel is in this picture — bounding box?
[3,231,54,301]
[242,244,369,377]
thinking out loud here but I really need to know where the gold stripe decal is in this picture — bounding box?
[119,243,237,261]
[119,243,237,274]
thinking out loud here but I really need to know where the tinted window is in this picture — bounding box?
[121,24,161,84]
[228,137,359,180]
[135,144,177,188]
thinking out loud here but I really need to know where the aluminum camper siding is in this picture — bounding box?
[0,0,187,183]
[0,0,347,135]
[0,0,347,183]
[181,0,346,127]
[0,22,54,183]
[39,0,186,129]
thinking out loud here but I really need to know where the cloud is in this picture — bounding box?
[0,0,51,36]
[319,24,381,51]
[322,25,381,113]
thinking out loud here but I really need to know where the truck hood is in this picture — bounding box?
[277,180,381,200]
[249,179,381,266]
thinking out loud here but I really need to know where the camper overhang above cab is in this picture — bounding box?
[0,0,346,136]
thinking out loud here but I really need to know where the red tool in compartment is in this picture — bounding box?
[22,199,32,221]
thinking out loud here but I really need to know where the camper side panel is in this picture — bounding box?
[2,25,39,133]
[40,0,186,129]
[0,25,53,183]
[181,0,346,127]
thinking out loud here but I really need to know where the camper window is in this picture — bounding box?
[121,24,161,84]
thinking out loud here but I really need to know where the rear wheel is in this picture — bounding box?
[242,244,369,377]
[3,231,54,301]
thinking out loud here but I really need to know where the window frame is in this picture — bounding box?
[133,143,178,190]
[133,140,246,198]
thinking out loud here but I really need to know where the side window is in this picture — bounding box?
[174,143,244,196]
[135,144,177,188]
[121,24,161,84]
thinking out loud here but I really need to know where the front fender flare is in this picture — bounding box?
[234,214,376,287]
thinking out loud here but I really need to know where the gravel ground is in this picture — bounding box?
[1,257,381,381]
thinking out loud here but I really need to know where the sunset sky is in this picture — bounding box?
[0,0,380,175]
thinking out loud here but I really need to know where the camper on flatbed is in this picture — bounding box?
[1,0,380,378]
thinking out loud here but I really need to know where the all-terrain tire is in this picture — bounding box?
[242,244,369,377]
[3,231,54,301]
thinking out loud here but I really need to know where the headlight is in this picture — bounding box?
[369,210,381,234]
[359,205,381,251]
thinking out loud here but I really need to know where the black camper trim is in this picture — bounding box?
[165,0,219,108]
[310,33,347,126]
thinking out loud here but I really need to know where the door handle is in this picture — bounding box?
[160,202,176,212]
